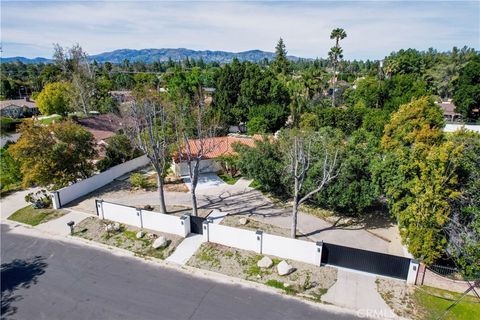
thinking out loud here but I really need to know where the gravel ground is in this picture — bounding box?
[73,216,183,259]
[220,215,296,238]
[187,243,337,301]
[376,278,417,318]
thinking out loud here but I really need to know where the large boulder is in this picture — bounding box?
[113,222,121,231]
[277,260,294,276]
[238,217,248,225]
[152,236,167,249]
[257,256,273,268]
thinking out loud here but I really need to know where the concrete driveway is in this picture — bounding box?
[183,173,226,191]
[0,188,39,221]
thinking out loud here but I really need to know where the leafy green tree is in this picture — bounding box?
[234,139,284,194]
[272,38,290,74]
[445,129,480,277]
[10,121,97,189]
[247,103,289,134]
[36,82,72,115]
[96,134,143,172]
[312,129,380,215]
[376,97,457,264]
[0,143,22,193]
[453,59,480,121]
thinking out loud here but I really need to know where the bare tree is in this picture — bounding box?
[282,129,342,238]
[127,93,170,214]
[53,43,96,114]
[174,87,220,216]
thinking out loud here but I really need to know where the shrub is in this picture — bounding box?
[129,173,152,189]
[25,189,52,209]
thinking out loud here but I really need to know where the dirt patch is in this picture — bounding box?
[220,215,293,237]
[73,216,182,259]
[163,174,189,193]
[187,243,336,300]
[140,204,212,218]
[376,278,418,318]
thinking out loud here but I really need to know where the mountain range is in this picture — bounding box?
[1,48,304,64]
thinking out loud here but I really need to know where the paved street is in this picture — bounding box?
[1,224,357,320]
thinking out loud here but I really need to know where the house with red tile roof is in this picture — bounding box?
[172,134,265,176]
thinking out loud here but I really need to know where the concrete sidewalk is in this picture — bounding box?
[323,269,397,319]
[36,210,91,236]
[167,209,225,265]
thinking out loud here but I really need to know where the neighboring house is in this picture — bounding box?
[77,113,127,158]
[172,134,264,176]
[437,100,462,122]
[0,98,39,118]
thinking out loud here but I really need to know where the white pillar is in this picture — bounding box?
[136,208,143,229]
[407,259,420,284]
[51,191,61,209]
[202,220,210,242]
[96,199,104,219]
[315,241,323,266]
[255,230,263,254]
[180,215,191,237]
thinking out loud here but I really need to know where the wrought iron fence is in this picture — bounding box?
[428,264,480,281]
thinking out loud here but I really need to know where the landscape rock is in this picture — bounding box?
[113,222,121,231]
[152,236,167,249]
[257,256,273,268]
[136,231,144,239]
[238,217,248,225]
[104,224,113,232]
[147,233,157,240]
[277,260,294,276]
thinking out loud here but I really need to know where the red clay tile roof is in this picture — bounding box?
[175,134,265,162]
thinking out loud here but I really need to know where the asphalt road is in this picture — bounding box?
[1,224,357,320]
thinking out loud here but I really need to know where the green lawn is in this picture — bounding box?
[414,286,480,320]
[36,114,63,125]
[218,173,241,185]
[8,206,68,226]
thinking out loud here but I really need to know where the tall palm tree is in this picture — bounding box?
[329,28,347,107]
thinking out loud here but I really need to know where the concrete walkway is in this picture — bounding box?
[36,210,91,236]
[166,234,204,265]
[0,187,39,221]
[323,269,396,319]
[167,209,225,265]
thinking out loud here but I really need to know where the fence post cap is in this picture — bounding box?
[180,215,189,221]
[316,241,323,247]
[411,259,420,264]
[255,230,263,235]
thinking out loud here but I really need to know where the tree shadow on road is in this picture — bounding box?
[1,256,48,319]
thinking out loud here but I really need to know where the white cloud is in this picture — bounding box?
[1,1,479,59]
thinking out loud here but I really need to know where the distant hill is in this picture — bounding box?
[1,56,52,64]
[1,48,304,64]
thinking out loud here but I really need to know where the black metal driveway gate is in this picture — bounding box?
[321,242,411,280]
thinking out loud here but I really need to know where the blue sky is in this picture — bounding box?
[1,1,479,60]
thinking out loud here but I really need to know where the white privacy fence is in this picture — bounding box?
[203,221,323,266]
[51,155,150,209]
[96,200,190,237]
